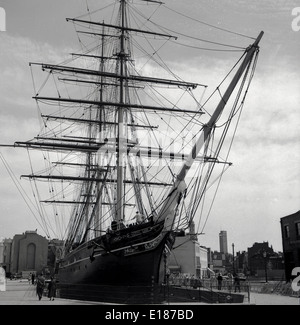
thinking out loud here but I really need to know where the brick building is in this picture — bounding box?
[1,232,64,278]
[280,210,300,281]
[247,242,284,280]
[0,238,12,275]
[10,230,48,276]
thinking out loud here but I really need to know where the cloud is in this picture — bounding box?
[191,55,300,252]
[0,33,72,141]
[0,33,72,238]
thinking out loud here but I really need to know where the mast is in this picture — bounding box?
[95,23,106,237]
[116,0,126,224]
[157,31,264,229]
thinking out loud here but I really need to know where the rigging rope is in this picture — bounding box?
[130,2,246,51]
[0,152,48,237]
[163,5,256,41]
[199,48,260,235]
[169,39,245,52]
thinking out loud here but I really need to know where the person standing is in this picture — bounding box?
[47,276,57,301]
[28,273,32,284]
[36,274,45,301]
[31,272,35,285]
[234,274,241,293]
[217,273,223,290]
[135,211,144,224]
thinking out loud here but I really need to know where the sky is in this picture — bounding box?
[0,0,299,253]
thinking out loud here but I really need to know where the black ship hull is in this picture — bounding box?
[57,222,175,303]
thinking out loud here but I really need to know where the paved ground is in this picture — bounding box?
[0,279,299,305]
[248,292,299,305]
[0,280,105,305]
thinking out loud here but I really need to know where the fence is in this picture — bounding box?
[168,274,249,304]
[169,274,249,292]
[248,281,300,298]
[56,276,248,304]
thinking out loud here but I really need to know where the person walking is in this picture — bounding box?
[217,273,223,291]
[36,274,45,301]
[47,276,57,301]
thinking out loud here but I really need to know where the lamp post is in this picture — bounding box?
[232,243,235,274]
[262,250,268,283]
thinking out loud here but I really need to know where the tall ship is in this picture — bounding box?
[14,1,263,302]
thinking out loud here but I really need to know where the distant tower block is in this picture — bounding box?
[219,231,228,254]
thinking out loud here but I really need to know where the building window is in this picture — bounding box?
[296,222,300,237]
[284,225,290,239]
